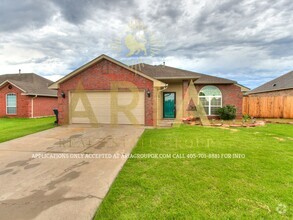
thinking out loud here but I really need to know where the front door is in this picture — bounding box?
[163,92,176,118]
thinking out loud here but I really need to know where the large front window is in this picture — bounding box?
[199,86,222,115]
[6,93,17,114]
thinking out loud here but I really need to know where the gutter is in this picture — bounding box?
[25,93,58,97]
[31,95,37,118]
[155,76,199,80]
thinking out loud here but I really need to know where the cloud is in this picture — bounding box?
[0,0,55,32]
[147,0,185,24]
[0,0,292,89]
[51,0,137,24]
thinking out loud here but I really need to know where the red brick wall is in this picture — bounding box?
[58,59,154,125]
[0,83,31,117]
[195,84,243,118]
[0,83,58,118]
[32,97,58,117]
[248,88,293,97]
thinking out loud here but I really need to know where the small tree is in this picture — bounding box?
[217,105,236,120]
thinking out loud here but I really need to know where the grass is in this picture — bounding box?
[0,117,56,143]
[95,124,292,219]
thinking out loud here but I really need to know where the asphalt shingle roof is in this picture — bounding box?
[0,73,57,97]
[248,71,293,94]
[134,63,236,84]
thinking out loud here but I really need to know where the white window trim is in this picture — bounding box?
[199,86,222,116]
[199,95,222,115]
[6,93,17,115]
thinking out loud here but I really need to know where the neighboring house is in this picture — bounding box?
[244,71,293,119]
[248,71,293,97]
[49,54,243,126]
[0,73,58,118]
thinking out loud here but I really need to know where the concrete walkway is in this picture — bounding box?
[0,125,144,220]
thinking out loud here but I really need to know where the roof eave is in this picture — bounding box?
[194,82,235,85]
[154,76,199,80]
[248,87,293,94]
[0,80,27,92]
[24,93,58,97]
[49,54,165,89]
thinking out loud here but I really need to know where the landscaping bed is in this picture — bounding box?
[182,116,267,128]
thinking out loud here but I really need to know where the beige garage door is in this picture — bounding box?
[70,91,145,125]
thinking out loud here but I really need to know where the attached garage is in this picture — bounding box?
[49,54,166,126]
[49,54,244,125]
[69,91,145,125]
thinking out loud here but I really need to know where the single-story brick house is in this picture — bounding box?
[0,73,58,118]
[49,54,243,126]
[248,71,293,97]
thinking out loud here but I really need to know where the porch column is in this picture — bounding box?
[182,80,189,118]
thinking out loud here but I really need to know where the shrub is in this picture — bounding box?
[242,113,251,122]
[217,105,236,120]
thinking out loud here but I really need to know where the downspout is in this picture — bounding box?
[156,84,168,126]
[31,95,37,118]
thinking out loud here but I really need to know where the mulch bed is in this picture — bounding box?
[181,116,267,127]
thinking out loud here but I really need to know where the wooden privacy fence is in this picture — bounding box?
[243,96,293,118]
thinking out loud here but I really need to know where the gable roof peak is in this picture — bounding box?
[0,73,57,97]
[49,54,166,89]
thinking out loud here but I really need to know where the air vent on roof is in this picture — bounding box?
[273,83,277,87]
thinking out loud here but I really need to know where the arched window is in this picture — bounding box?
[199,86,222,115]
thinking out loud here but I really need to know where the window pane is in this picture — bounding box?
[199,86,221,97]
[199,97,209,106]
[211,97,221,105]
[7,107,16,114]
[211,107,221,115]
[7,94,16,107]
[199,86,222,116]
[7,94,16,114]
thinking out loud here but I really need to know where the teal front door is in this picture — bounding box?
[163,92,176,118]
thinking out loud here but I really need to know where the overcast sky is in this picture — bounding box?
[0,0,292,89]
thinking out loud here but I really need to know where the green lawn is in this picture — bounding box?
[95,124,292,219]
[0,117,55,143]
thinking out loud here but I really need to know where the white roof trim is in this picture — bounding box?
[0,80,26,92]
[25,93,58,97]
[155,76,199,79]
[236,83,250,92]
[49,54,166,89]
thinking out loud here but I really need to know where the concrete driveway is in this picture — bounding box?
[0,125,144,220]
